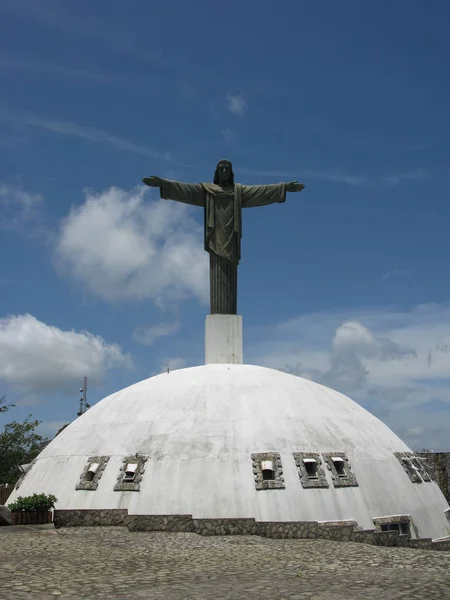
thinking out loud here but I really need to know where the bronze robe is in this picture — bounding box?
[160,180,286,265]
[159,179,286,314]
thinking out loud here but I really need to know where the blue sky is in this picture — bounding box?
[1,0,450,450]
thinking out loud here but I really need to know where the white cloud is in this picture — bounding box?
[237,167,366,186]
[54,186,209,304]
[0,183,43,229]
[14,395,43,407]
[381,169,429,187]
[382,269,412,281]
[238,166,430,188]
[0,313,131,394]
[226,94,247,116]
[304,169,367,186]
[4,0,158,65]
[133,321,180,346]
[247,304,450,450]
[25,114,171,161]
[221,128,236,142]
[0,56,112,82]
[155,357,186,375]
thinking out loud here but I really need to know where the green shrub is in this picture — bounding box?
[8,493,57,512]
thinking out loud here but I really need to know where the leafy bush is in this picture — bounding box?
[8,493,57,512]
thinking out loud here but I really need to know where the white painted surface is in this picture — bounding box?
[9,364,450,540]
[205,315,243,364]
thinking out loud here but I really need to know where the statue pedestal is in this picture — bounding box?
[205,315,243,365]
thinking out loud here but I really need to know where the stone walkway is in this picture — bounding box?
[0,525,449,599]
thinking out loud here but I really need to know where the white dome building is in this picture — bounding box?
[9,362,450,541]
[8,172,450,545]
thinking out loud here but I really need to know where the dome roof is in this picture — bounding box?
[9,364,450,540]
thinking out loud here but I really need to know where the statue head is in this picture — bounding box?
[214,159,234,186]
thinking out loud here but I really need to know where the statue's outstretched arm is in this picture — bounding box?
[242,181,304,208]
[142,175,205,207]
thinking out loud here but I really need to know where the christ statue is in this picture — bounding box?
[142,160,304,315]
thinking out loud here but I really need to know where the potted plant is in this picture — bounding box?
[8,493,57,525]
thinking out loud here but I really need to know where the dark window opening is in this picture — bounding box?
[332,459,346,477]
[304,460,318,479]
[85,462,99,482]
[380,522,410,535]
[262,469,275,481]
[400,522,410,535]
[123,463,138,482]
[381,523,398,532]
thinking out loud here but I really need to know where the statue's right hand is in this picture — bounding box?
[142,176,162,187]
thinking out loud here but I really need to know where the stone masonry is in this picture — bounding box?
[418,452,450,502]
[53,509,450,551]
[1,526,450,600]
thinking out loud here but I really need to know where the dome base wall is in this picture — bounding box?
[52,508,450,550]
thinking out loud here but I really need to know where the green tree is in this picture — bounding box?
[54,423,70,437]
[0,395,10,413]
[0,397,49,485]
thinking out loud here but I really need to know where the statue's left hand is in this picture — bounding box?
[142,176,163,187]
[286,181,305,193]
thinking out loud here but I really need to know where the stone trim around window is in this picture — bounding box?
[372,514,418,539]
[322,452,359,488]
[76,456,110,491]
[411,455,432,482]
[394,452,431,483]
[114,454,148,492]
[251,452,285,491]
[293,452,329,488]
[14,459,37,490]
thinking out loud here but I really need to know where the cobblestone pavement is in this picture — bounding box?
[0,525,449,600]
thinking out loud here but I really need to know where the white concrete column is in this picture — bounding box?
[205,315,243,364]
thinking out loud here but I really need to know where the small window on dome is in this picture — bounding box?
[380,522,411,536]
[410,457,431,481]
[322,453,358,488]
[331,457,346,477]
[76,456,110,491]
[445,508,450,524]
[123,463,138,482]
[114,454,148,492]
[303,458,318,479]
[403,459,420,481]
[14,459,37,490]
[261,460,275,480]
[373,515,416,538]
[394,452,429,483]
[293,453,329,488]
[251,453,285,490]
[85,462,100,482]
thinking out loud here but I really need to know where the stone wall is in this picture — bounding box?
[418,452,450,502]
[53,510,450,551]
[54,509,128,527]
